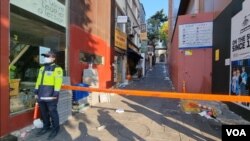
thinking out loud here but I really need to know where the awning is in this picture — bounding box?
[127,39,143,61]
[127,48,143,61]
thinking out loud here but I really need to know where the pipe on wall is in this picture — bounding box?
[194,0,200,14]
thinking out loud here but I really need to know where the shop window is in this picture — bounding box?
[79,52,104,65]
[9,11,66,114]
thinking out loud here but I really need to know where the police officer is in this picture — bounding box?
[34,50,63,140]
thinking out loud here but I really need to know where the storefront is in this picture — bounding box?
[0,0,68,137]
[114,28,127,85]
[127,39,142,78]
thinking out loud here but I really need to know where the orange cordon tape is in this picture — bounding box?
[62,85,250,102]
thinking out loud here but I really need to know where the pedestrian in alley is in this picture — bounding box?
[34,50,63,140]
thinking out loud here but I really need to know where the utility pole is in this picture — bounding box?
[168,0,173,48]
[167,0,173,63]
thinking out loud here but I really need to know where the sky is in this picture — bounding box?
[140,0,168,20]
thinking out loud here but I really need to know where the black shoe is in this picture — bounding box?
[36,128,50,137]
[47,129,59,140]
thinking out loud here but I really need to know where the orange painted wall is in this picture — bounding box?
[169,13,214,93]
[0,0,10,136]
[69,0,114,88]
[70,25,113,88]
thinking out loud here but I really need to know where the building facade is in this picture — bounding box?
[169,0,250,117]
[114,0,127,85]
[0,0,114,137]
[169,0,234,93]
[169,0,215,93]
[126,0,143,79]
[114,0,143,83]
[1,0,69,136]
[139,2,147,77]
[70,0,114,88]
[126,0,141,47]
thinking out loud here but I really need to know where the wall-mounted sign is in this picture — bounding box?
[230,0,250,97]
[225,58,230,66]
[140,24,148,41]
[215,49,220,61]
[10,0,66,27]
[179,22,213,49]
[184,50,192,56]
[231,0,250,61]
[115,28,127,50]
[140,24,147,40]
[117,16,128,23]
[140,32,148,40]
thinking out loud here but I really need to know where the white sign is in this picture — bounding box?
[229,0,250,97]
[225,58,230,66]
[117,16,128,23]
[179,22,213,49]
[83,68,99,88]
[231,0,250,61]
[39,46,50,64]
[10,0,66,27]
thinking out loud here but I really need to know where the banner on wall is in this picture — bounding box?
[140,24,148,40]
[10,0,66,27]
[179,22,213,49]
[115,28,127,50]
[231,1,250,61]
[230,0,250,102]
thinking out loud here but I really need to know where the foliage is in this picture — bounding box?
[147,9,167,46]
[159,21,168,46]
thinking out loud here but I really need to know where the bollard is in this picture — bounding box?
[182,80,186,93]
[33,102,39,120]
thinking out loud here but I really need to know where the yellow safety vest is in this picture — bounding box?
[35,64,63,100]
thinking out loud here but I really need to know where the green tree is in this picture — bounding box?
[159,21,168,46]
[147,9,167,46]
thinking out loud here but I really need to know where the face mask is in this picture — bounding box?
[44,57,53,63]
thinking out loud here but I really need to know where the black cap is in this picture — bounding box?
[41,50,56,58]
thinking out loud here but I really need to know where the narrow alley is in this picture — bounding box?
[19,63,249,141]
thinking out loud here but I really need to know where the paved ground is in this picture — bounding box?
[16,63,249,141]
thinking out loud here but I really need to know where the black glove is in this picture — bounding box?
[53,91,60,98]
